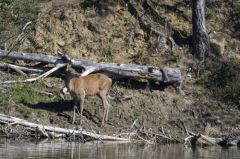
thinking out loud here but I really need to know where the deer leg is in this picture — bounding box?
[79,94,85,125]
[97,94,103,117]
[72,99,77,124]
[99,92,108,127]
[105,99,110,121]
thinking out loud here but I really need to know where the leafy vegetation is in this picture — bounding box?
[206,59,240,105]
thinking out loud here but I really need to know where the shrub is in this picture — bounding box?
[206,59,240,104]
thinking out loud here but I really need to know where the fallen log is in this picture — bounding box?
[0,113,131,141]
[0,49,182,84]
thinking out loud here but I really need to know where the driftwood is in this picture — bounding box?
[0,49,182,84]
[184,131,240,147]
[0,113,130,141]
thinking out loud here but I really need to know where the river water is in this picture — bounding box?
[0,139,239,159]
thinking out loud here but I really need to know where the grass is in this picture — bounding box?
[0,80,61,117]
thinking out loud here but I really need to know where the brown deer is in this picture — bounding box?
[64,64,112,127]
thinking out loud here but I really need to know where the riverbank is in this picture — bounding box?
[0,0,239,144]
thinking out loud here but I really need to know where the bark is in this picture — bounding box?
[0,49,182,84]
[192,0,209,60]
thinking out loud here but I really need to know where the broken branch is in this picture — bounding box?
[2,63,66,84]
[0,62,45,73]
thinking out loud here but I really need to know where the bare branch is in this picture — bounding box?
[2,64,66,84]
[0,62,46,74]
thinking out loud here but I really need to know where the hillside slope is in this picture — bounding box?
[0,0,239,142]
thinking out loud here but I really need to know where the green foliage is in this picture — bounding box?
[206,60,240,104]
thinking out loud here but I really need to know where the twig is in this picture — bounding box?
[22,21,32,31]
[36,90,54,96]
[131,119,139,129]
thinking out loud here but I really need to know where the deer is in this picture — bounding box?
[63,64,112,127]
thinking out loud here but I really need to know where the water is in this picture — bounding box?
[0,139,239,159]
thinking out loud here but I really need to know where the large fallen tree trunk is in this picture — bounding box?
[0,49,182,84]
[0,113,130,141]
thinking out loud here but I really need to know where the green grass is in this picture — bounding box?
[0,81,61,116]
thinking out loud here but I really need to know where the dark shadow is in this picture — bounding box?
[80,0,114,16]
[23,100,74,113]
[113,78,174,92]
[172,30,192,47]
[23,100,101,125]
[232,27,240,39]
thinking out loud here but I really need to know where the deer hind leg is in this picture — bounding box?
[72,99,78,124]
[99,92,108,127]
[79,93,85,125]
[105,99,110,122]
